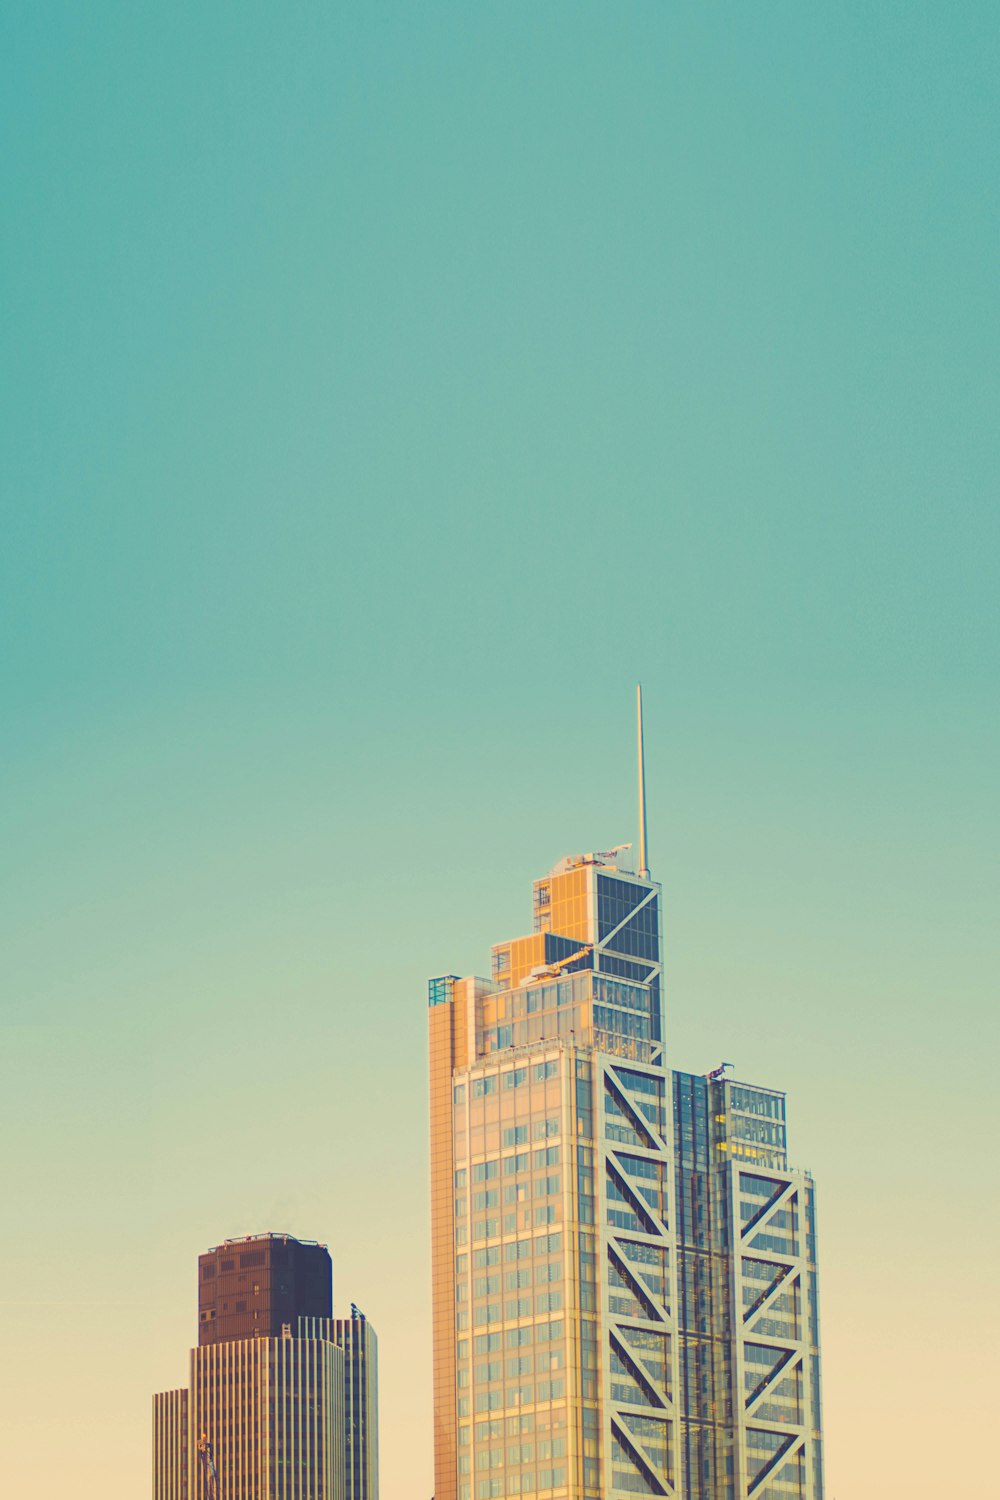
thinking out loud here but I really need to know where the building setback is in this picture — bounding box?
[152,1388,188,1500]
[153,1233,379,1500]
[428,848,824,1500]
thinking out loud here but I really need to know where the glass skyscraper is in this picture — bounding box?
[332,1307,380,1500]
[429,850,823,1500]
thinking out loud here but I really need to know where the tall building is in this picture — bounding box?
[333,1306,380,1500]
[153,1233,379,1500]
[428,717,824,1500]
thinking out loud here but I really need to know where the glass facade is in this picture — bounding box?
[331,1310,380,1500]
[430,851,824,1500]
[179,1330,346,1500]
[155,1346,344,1500]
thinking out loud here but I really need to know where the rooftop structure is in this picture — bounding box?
[197,1230,333,1347]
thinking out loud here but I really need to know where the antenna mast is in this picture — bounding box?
[637,684,649,878]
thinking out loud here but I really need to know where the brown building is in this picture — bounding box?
[197,1232,332,1345]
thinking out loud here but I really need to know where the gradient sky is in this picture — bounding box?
[1,5,997,1497]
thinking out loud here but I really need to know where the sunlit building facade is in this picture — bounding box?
[152,1387,189,1500]
[429,851,823,1500]
[153,1233,378,1500]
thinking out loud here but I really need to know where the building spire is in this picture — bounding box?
[637,683,649,878]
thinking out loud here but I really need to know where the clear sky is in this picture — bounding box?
[1,4,997,1497]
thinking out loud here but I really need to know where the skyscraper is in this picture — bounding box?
[428,723,824,1500]
[153,1233,379,1500]
[332,1306,380,1500]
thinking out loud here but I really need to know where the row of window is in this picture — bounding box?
[462,1466,568,1499]
[462,1145,561,1192]
[593,1030,658,1065]
[593,1005,652,1041]
[592,977,654,1014]
[461,1204,560,1244]
[463,1410,567,1443]
[729,1086,786,1120]
[748,1229,799,1258]
[458,1320,564,1359]
[459,1232,562,1273]
[461,1262,562,1301]
[464,1061,561,1102]
[466,1292,564,1327]
[466,1437,567,1469]
[731,1116,787,1147]
[460,1173,563,1215]
[458,1349,564,1387]
[463,1117,562,1167]
[740,1173,789,1202]
[500,1128,563,1146]
[471,1382,567,1414]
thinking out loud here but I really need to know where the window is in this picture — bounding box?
[504,1238,532,1263]
[505,1326,533,1348]
[535,1290,563,1313]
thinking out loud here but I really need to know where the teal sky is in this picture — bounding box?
[1,5,996,1496]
